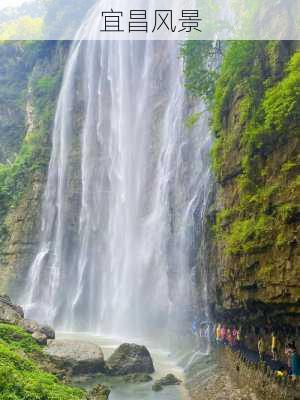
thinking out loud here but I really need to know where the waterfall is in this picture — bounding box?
[21,6,212,340]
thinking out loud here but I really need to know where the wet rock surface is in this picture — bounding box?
[0,296,56,345]
[0,295,23,324]
[156,373,181,386]
[152,373,181,392]
[208,42,300,330]
[44,340,106,376]
[152,382,163,392]
[106,343,155,376]
[18,317,55,343]
[32,330,48,345]
[40,325,55,340]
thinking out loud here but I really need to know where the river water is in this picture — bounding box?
[58,332,190,400]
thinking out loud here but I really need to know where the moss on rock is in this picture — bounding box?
[183,40,300,327]
[210,41,300,325]
[0,41,68,294]
[0,323,86,400]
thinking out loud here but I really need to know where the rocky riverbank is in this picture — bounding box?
[0,295,184,399]
[185,351,258,400]
[0,295,111,399]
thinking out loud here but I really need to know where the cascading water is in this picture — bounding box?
[21,4,212,341]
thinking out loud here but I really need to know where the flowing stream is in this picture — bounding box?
[21,2,212,347]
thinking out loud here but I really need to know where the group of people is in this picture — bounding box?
[214,324,300,380]
[271,342,300,381]
[215,323,241,347]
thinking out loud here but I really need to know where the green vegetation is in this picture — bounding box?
[184,40,300,257]
[0,323,41,354]
[32,73,62,128]
[0,130,47,216]
[213,43,299,255]
[0,323,85,400]
[185,112,205,129]
[0,17,43,41]
[43,0,95,37]
[211,42,300,174]
[263,52,300,132]
[222,216,274,255]
[181,41,218,106]
[0,0,95,39]
[0,41,63,252]
[212,41,266,133]
[0,43,30,163]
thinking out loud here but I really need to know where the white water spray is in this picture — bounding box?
[21,4,212,340]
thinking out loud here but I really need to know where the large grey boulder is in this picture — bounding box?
[107,343,154,376]
[0,295,23,324]
[44,340,106,375]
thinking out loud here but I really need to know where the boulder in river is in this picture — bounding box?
[0,295,23,324]
[152,373,181,391]
[152,382,163,391]
[155,373,181,386]
[44,340,106,375]
[106,343,155,376]
[40,325,55,340]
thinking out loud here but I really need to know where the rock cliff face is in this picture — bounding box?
[0,44,28,163]
[209,41,300,328]
[0,41,69,295]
